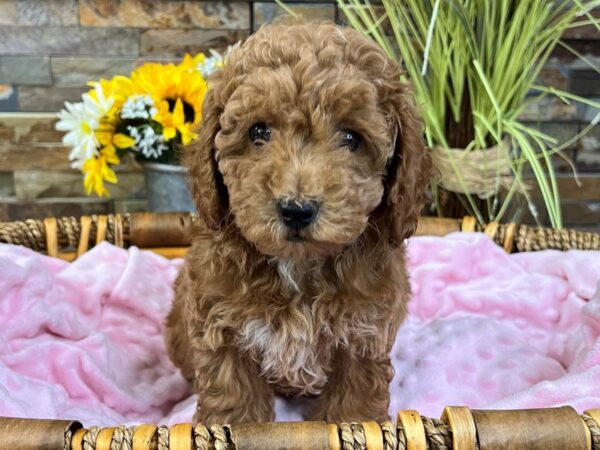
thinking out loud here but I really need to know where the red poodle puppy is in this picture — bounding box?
[165,19,431,424]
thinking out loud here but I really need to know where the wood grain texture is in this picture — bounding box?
[441,406,477,450]
[362,421,384,450]
[114,213,124,248]
[129,212,193,247]
[1,411,600,450]
[0,198,113,222]
[397,410,426,450]
[503,222,518,252]
[461,216,477,232]
[96,215,107,244]
[0,417,80,450]
[472,407,589,450]
[132,424,158,450]
[327,424,341,450]
[584,409,600,450]
[415,216,460,236]
[43,217,58,257]
[71,428,87,450]
[528,174,600,200]
[0,143,70,171]
[80,0,249,29]
[584,409,600,427]
[77,216,92,257]
[169,424,192,450]
[484,221,499,239]
[95,427,116,450]
[230,422,329,450]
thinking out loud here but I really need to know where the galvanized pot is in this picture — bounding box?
[143,162,196,213]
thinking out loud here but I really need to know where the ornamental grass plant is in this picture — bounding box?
[336,0,600,227]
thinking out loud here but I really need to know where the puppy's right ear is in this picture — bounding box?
[184,86,229,230]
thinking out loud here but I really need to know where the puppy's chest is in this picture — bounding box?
[232,261,386,396]
[236,309,333,396]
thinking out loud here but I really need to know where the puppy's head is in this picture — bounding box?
[187,20,430,259]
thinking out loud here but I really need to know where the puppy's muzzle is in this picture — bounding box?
[277,199,319,231]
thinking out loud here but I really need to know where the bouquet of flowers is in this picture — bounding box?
[56,48,232,197]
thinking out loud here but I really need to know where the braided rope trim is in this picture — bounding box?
[82,427,100,450]
[422,416,453,450]
[338,419,455,450]
[2,213,600,254]
[63,426,74,450]
[515,225,600,252]
[109,426,133,450]
[157,425,169,450]
[0,214,132,251]
[583,414,600,450]
[484,222,600,252]
[64,416,600,450]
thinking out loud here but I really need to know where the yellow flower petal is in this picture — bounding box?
[163,126,176,140]
[95,129,113,147]
[101,145,120,165]
[103,165,117,184]
[172,98,185,127]
[179,126,195,145]
[83,176,94,196]
[113,133,136,149]
[81,155,116,197]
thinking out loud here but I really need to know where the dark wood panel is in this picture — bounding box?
[526,174,600,200]
[0,197,113,221]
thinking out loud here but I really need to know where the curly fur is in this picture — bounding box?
[165,19,431,425]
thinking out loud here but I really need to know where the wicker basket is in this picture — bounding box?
[1,213,600,449]
[1,212,600,261]
[1,407,599,449]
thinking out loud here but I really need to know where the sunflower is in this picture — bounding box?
[130,61,207,145]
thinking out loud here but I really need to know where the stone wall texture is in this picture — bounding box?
[0,0,598,228]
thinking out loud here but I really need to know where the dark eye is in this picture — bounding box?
[249,123,271,147]
[340,129,362,152]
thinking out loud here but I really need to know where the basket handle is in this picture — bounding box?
[43,218,58,258]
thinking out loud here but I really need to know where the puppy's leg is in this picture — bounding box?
[165,295,195,383]
[193,346,275,425]
[310,351,393,423]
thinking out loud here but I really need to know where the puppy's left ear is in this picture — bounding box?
[382,92,432,246]
[184,85,229,230]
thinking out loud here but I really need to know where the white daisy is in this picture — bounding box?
[56,101,100,169]
[85,82,114,118]
[197,43,240,78]
[197,53,222,79]
[56,84,115,169]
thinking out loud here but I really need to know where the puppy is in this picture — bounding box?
[165,19,430,425]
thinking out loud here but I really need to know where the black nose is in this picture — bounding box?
[277,199,319,230]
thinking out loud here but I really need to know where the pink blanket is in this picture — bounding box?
[1,233,599,425]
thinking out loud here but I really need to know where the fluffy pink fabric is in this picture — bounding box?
[1,234,599,425]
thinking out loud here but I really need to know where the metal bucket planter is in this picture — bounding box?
[143,162,196,213]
